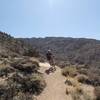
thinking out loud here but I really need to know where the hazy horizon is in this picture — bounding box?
[0,0,99,39]
[8,33,100,41]
[1,30,100,40]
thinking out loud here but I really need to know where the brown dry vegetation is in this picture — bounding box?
[62,66,78,77]
[0,58,46,100]
[0,31,100,100]
[62,65,96,100]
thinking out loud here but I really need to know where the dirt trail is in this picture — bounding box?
[37,62,72,100]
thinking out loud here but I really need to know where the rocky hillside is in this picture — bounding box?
[0,31,39,57]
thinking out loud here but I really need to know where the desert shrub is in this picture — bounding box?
[78,68,88,75]
[62,66,78,77]
[11,59,40,74]
[0,84,35,100]
[67,86,83,100]
[21,73,46,95]
[95,86,100,100]
[88,75,100,86]
[8,72,46,95]
[0,72,46,100]
[65,79,73,86]
[0,57,45,100]
[0,80,19,100]
[0,61,46,99]
[0,64,15,77]
[77,75,92,85]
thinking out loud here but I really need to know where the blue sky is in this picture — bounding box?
[0,0,99,39]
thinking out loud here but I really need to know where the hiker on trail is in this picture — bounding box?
[46,49,56,71]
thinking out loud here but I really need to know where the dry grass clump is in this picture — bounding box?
[71,87,83,100]
[65,77,80,87]
[65,76,95,100]
[62,66,78,77]
[66,85,93,100]
[66,85,83,98]
[65,79,73,86]
[65,77,82,95]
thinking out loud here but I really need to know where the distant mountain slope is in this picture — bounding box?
[22,37,100,67]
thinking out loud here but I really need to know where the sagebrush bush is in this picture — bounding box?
[0,72,46,100]
[8,72,46,95]
[78,68,88,75]
[11,58,40,74]
[20,73,46,95]
[0,57,46,100]
[0,64,15,77]
[67,86,83,100]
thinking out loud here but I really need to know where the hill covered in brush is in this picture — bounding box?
[21,37,100,67]
[0,32,45,100]
[0,32,100,99]
[0,31,39,57]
